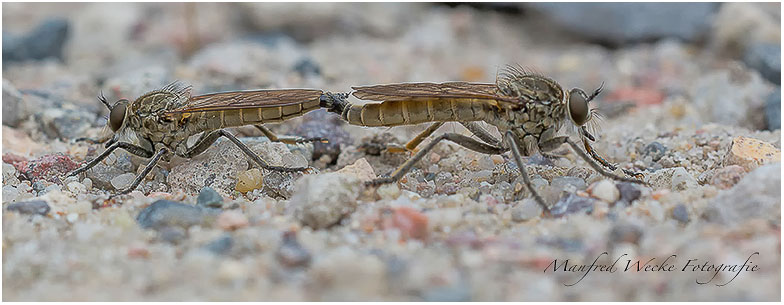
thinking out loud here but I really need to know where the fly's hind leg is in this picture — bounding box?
[253,125,327,145]
[368,133,508,186]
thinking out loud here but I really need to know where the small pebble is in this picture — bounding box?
[2,185,19,203]
[550,176,587,192]
[136,200,218,230]
[204,235,233,255]
[276,231,312,268]
[643,141,667,162]
[66,181,87,194]
[292,172,361,229]
[710,165,746,189]
[723,136,781,172]
[336,158,376,182]
[671,204,690,223]
[110,173,136,190]
[235,168,264,193]
[589,180,620,203]
[216,210,249,231]
[670,167,697,191]
[381,206,429,241]
[549,194,596,217]
[81,178,92,190]
[609,223,643,245]
[616,182,642,204]
[377,183,401,199]
[5,199,50,215]
[196,186,223,208]
[66,213,79,223]
[510,198,543,222]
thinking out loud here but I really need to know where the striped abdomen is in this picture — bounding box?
[341,99,495,127]
[185,99,321,132]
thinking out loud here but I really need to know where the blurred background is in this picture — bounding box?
[2,2,780,140]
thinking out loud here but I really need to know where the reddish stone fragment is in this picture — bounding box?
[380,206,429,241]
[19,153,79,183]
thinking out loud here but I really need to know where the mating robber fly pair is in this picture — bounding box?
[68,65,646,213]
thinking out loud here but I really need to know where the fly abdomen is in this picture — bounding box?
[343,99,491,127]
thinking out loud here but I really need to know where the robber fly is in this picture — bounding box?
[68,82,347,196]
[321,65,646,213]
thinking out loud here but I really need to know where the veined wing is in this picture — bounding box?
[351,82,520,104]
[166,89,324,114]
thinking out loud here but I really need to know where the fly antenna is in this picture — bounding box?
[98,90,112,110]
[587,81,604,102]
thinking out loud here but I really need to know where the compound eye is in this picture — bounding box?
[109,100,127,132]
[568,90,589,126]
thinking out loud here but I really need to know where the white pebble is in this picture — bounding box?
[377,183,401,199]
[3,185,18,203]
[66,213,79,223]
[81,178,92,190]
[671,167,697,191]
[110,173,136,190]
[591,180,620,203]
[67,182,87,194]
[511,198,543,222]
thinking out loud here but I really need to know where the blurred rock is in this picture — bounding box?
[710,165,746,190]
[101,65,172,103]
[3,18,69,63]
[216,210,249,231]
[671,204,690,223]
[526,3,718,45]
[380,206,429,241]
[609,223,643,245]
[723,136,781,172]
[5,200,50,215]
[196,186,224,208]
[670,167,698,191]
[764,88,780,131]
[550,176,587,192]
[703,163,780,225]
[511,198,543,222]
[136,199,219,230]
[293,57,321,77]
[335,158,376,182]
[549,194,596,217]
[36,107,95,140]
[276,231,312,268]
[616,182,642,205]
[743,43,780,84]
[204,234,233,255]
[2,79,26,127]
[712,3,781,57]
[589,180,620,203]
[691,64,773,130]
[291,172,361,229]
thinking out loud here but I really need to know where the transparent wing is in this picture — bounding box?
[351,82,521,104]
[167,89,324,114]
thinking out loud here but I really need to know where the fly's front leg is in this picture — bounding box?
[219,130,308,172]
[111,148,168,197]
[180,131,222,158]
[253,125,327,145]
[544,137,649,185]
[582,138,645,179]
[368,133,507,186]
[505,131,550,214]
[68,141,154,177]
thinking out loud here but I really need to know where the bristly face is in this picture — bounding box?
[495,65,565,106]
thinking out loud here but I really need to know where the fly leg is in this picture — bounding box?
[253,125,328,145]
[359,122,443,154]
[368,133,508,186]
[504,131,550,214]
[67,142,154,177]
[540,136,648,185]
[111,148,168,197]
[461,122,502,147]
[218,129,308,172]
[581,138,645,179]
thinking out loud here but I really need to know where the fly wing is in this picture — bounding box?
[351,82,520,104]
[166,89,324,114]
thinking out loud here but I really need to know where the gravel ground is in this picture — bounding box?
[2,3,781,301]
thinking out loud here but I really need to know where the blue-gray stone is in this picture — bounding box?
[643,141,667,162]
[6,200,51,215]
[136,200,217,230]
[671,204,690,223]
[204,235,234,255]
[744,43,781,84]
[3,18,69,63]
[526,3,719,45]
[196,186,223,208]
[765,88,780,131]
[549,193,596,217]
